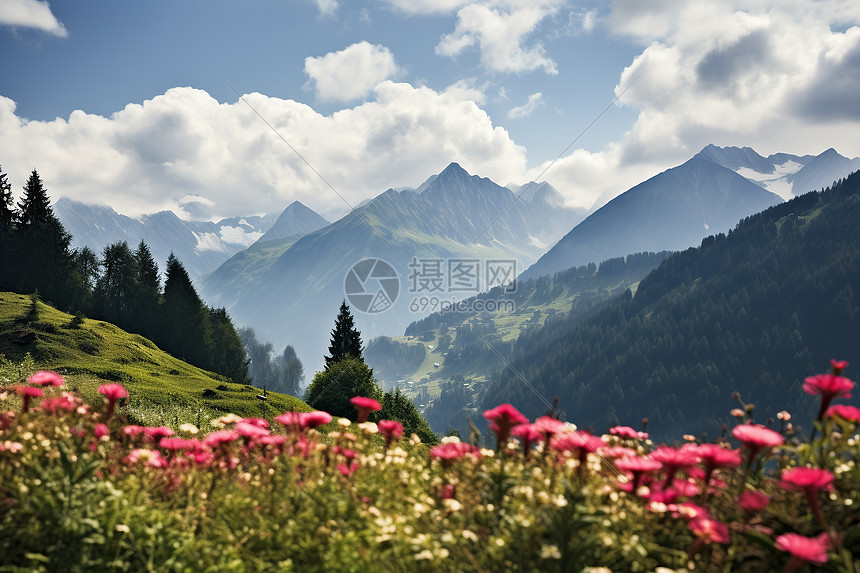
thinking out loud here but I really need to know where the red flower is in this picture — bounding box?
[551,431,604,473]
[689,516,729,544]
[780,467,834,493]
[94,423,110,439]
[349,396,381,423]
[15,385,42,413]
[775,532,829,565]
[240,417,269,428]
[98,383,128,420]
[731,423,784,463]
[378,419,403,448]
[610,425,648,440]
[511,424,542,457]
[299,411,333,429]
[650,446,700,485]
[532,416,567,440]
[825,404,860,423]
[693,443,742,484]
[615,456,662,492]
[39,395,77,415]
[430,441,479,468]
[275,411,302,429]
[738,490,769,512]
[27,371,64,387]
[236,422,271,441]
[143,426,175,441]
[483,404,528,450]
[204,429,240,448]
[159,437,200,451]
[830,359,849,374]
[803,373,854,420]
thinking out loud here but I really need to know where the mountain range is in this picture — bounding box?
[54,199,326,278]
[521,146,859,280]
[200,162,586,373]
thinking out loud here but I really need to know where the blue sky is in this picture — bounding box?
[1,0,859,220]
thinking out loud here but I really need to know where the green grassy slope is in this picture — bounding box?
[0,292,310,427]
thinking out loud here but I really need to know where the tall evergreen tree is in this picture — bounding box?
[93,242,139,329]
[276,345,304,396]
[0,165,13,228]
[208,307,250,385]
[132,240,161,339]
[304,357,381,420]
[325,301,364,369]
[0,165,16,290]
[13,170,76,307]
[161,253,212,366]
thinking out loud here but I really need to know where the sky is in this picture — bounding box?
[1,0,859,221]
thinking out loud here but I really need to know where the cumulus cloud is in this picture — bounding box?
[437,1,566,74]
[507,92,543,118]
[0,84,527,221]
[0,0,67,36]
[304,42,400,103]
[519,1,860,210]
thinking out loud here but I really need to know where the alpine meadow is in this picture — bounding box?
[2,2,860,571]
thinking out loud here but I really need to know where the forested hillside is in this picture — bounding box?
[484,171,860,440]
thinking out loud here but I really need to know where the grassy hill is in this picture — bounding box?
[0,292,310,427]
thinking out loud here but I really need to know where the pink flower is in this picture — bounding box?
[299,411,333,430]
[94,424,110,439]
[143,426,174,441]
[98,383,128,420]
[15,385,42,413]
[123,425,146,437]
[430,442,479,468]
[775,532,829,565]
[780,467,834,493]
[693,443,742,484]
[532,416,567,441]
[240,417,269,428]
[28,371,64,387]
[235,421,271,440]
[378,420,403,448]
[483,404,528,450]
[511,424,542,457]
[615,456,662,492]
[610,425,648,440]
[738,490,769,512]
[350,396,381,423]
[204,429,240,448]
[731,423,784,463]
[803,373,854,420]
[275,411,302,429]
[39,395,77,415]
[825,404,860,423]
[551,431,605,473]
[689,516,730,544]
[159,437,200,451]
[124,448,166,468]
[830,359,849,374]
[650,446,700,485]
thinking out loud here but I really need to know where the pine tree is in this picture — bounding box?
[132,240,161,339]
[161,253,212,366]
[324,301,364,369]
[0,165,13,228]
[17,170,52,227]
[93,241,139,329]
[304,357,381,420]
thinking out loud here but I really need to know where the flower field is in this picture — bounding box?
[1,363,858,572]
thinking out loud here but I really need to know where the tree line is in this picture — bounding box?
[482,171,860,440]
[0,167,249,384]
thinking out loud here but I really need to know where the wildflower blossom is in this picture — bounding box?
[830,359,849,374]
[511,424,542,457]
[689,516,729,544]
[803,373,854,420]
[98,383,128,420]
[650,446,700,485]
[350,396,381,423]
[378,419,403,449]
[825,404,860,423]
[27,371,64,387]
[738,490,769,512]
[275,411,302,429]
[94,424,110,440]
[483,403,528,450]
[693,443,742,484]
[300,411,333,429]
[615,456,662,492]
[39,395,77,415]
[430,441,478,468]
[731,423,784,463]
[774,532,829,565]
[15,385,42,413]
[610,426,648,439]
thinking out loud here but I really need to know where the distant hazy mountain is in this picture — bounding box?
[55,198,285,279]
[200,162,584,373]
[255,201,330,244]
[520,154,783,280]
[699,144,860,200]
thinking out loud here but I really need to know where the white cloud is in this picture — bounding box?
[437,2,566,74]
[507,92,543,118]
[379,0,471,16]
[313,0,338,16]
[0,0,67,36]
[0,84,527,221]
[304,41,400,103]
[528,1,860,210]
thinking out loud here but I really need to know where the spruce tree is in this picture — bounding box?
[324,301,364,369]
[93,241,139,330]
[0,165,13,228]
[0,165,16,290]
[161,253,212,367]
[133,240,161,339]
